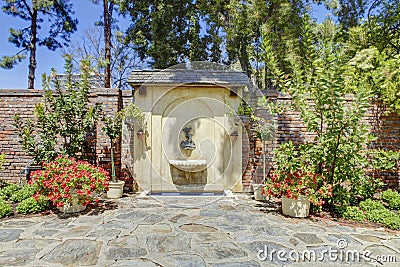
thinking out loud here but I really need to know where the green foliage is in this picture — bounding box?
[13,56,102,164]
[0,154,6,171]
[364,208,400,230]
[381,189,400,210]
[359,199,386,211]
[16,197,49,215]
[10,184,35,203]
[0,178,10,189]
[264,18,383,206]
[368,150,400,171]
[338,206,366,221]
[0,184,20,200]
[0,200,12,218]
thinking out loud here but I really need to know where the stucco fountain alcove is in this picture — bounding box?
[126,67,250,194]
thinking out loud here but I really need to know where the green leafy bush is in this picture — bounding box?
[381,189,400,210]
[365,208,400,230]
[0,178,10,189]
[0,184,20,200]
[359,199,385,211]
[10,184,35,203]
[16,197,49,215]
[0,200,12,218]
[339,206,366,221]
[0,154,6,171]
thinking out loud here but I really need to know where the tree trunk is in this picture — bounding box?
[104,0,113,88]
[28,7,38,89]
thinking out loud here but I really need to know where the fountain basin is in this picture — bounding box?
[169,159,207,172]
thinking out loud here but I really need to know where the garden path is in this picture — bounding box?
[0,194,399,266]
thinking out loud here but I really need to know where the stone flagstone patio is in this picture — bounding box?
[0,194,399,266]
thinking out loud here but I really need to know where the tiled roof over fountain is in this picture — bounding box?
[128,69,250,86]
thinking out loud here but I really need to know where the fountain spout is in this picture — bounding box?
[180,127,196,150]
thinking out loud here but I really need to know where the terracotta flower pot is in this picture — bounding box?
[281,195,310,218]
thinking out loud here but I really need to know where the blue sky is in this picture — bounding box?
[0,1,331,89]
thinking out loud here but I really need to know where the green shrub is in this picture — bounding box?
[381,189,400,210]
[16,197,49,215]
[0,184,20,200]
[365,208,400,230]
[10,184,35,203]
[359,199,385,211]
[0,154,6,171]
[0,178,10,189]
[0,200,12,218]
[340,206,366,221]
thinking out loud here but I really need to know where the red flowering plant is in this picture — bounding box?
[263,142,333,210]
[30,156,110,208]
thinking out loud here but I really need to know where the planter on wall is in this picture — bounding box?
[107,181,125,199]
[281,195,310,218]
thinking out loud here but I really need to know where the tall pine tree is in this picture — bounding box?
[1,0,78,89]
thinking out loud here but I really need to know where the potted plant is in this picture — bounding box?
[102,103,144,198]
[264,142,332,217]
[102,109,125,198]
[237,101,252,125]
[30,156,109,213]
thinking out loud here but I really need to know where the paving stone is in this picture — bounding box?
[0,229,23,242]
[144,214,166,224]
[41,220,70,229]
[136,223,172,233]
[293,223,327,233]
[146,233,191,253]
[100,220,135,230]
[180,223,217,233]
[87,229,122,239]
[250,226,288,236]
[294,233,324,245]
[56,226,92,237]
[0,249,39,266]
[169,213,188,223]
[200,209,227,217]
[382,238,400,253]
[110,258,159,267]
[223,214,253,225]
[32,229,59,238]
[361,230,398,239]
[105,246,147,260]
[160,254,206,267]
[12,239,60,249]
[215,224,248,232]
[108,235,140,247]
[42,239,102,265]
[193,242,248,260]
[351,234,385,243]
[1,220,37,228]
[210,260,261,267]
[193,233,231,242]
[116,211,150,220]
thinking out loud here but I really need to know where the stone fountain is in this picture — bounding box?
[126,67,250,194]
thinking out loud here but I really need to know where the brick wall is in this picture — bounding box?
[1,88,399,190]
[0,88,121,183]
[245,92,400,190]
